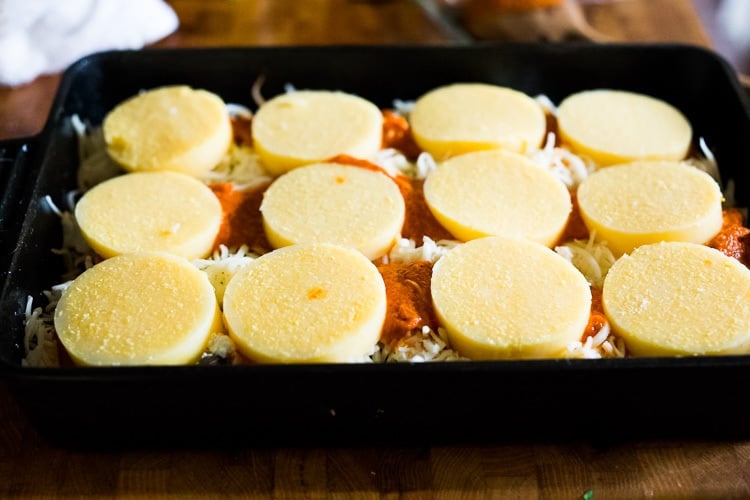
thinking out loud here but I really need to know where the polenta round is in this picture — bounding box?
[75,171,222,260]
[603,242,750,356]
[423,149,571,245]
[260,162,405,260]
[54,252,222,366]
[409,83,546,159]
[103,85,232,176]
[431,236,591,359]
[576,161,723,256]
[557,89,692,166]
[251,90,383,175]
[222,243,386,363]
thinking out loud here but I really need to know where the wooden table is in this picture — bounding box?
[2,1,749,498]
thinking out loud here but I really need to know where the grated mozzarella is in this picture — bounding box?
[392,98,415,116]
[528,131,595,188]
[566,323,626,359]
[535,93,558,115]
[71,114,124,192]
[44,195,98,280]
[371,326,465,363]
[386,236,460,265]
[370,149,437,181]
[555,233,616,288]
[22,282,71,368]
[192,244,257,305]
[199,143,271,189]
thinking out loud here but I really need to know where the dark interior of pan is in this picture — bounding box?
[2,44,750,449]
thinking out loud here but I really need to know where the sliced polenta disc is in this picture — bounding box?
[432,237,591,359]
[103,85,232,176]
[260,162,405,260]
[576,161,723,256]
[54,252,222,366]
[423,149,571,245]
[557,89,692,166]
[75,171,222,260]
[222,243,386,363]
[603,242,750,356]
[409,83,546,159]
[251,90,383,175]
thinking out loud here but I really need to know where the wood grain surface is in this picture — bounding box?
[3,1,750,498]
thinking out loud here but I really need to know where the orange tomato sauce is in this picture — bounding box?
[209,181,272,254]
[556,189,589,245]
[382,109,422,160]
[708,207,750,266]
[230,114,253,146]
[584,287,607,341]
[376,260,439,347]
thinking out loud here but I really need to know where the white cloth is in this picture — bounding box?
[717,0,750,55]
[0,0,178,87]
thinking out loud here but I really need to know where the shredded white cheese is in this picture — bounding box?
[535,94,558,115]
[371,326,465,363]
[528,131,595,188]
[385,236,460,265]
[555,233,616,288]
[371,149,437,180]
[71,114,124,192]
[23,283,71,368]
[192,244,257,305]
[200,143,271,189]
[566,323,626,359]
[392,98,415,116]
[44,195,98,280]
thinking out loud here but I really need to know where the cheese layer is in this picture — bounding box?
[103,85,232,176]
[54,252,221,366]
[75,171,222,260]
[251,90,383,175]
[603,242,750,356]
[576,161,723,256]
[423,149,571,245]
[408,83,546,159]
[557,89,692,166]
[431,236,591,359]
[260,162,405,260]
[223,243,386,363]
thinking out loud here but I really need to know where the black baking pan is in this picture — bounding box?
[2,43,750,449]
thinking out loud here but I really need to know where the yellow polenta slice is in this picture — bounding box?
[603,241,750,356]
[576,161,723,256]
[223,243,386,363]
[54,252,222,366]
[557,89,692,166]
[251,90,383,175]
[75,171,222,260]
[260,162,405,260]
[423,149,571,245]
[432,237,591,359]
[103,85,232,176]
[408,83,546,159]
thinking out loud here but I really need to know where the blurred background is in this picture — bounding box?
[2,0,749,83]
[692,0,750,76]
[1,0,748,140]
[154,1,750,77]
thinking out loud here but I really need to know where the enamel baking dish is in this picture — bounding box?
[2,44,750,448]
